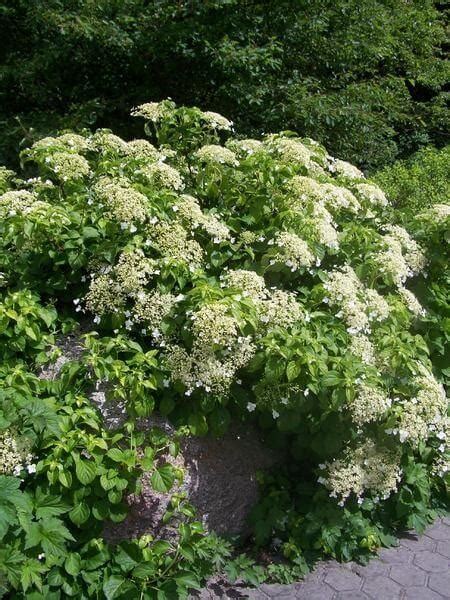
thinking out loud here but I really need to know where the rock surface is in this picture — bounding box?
[39,329,277,538]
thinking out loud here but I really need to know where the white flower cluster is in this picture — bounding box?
[191,303,239,347]
[131,101,172,122]
[284,180,341,248]
[0,190,39,216]
[348,334,376,365]
[432,417,449,477]
[319,440,401,504]
[202,111,233,131]
[85,249,159,316]
[354,183,388,207]
[327,157,365,180]
[195,144,238,166]
[426,203,450,221]
[32,133,91,154]
[272,231,315,271]
[93,177,148,223]
[375,225,426,286]
[166,336,255,397]
[260,289,304,329]
[289,176,361,214]
[321,183,361,213]
[267,137,312,167]
[45,151,91,182]
[220,270,304,329]
[89,130,129,154]
[150,222,204,267]
[84,273,123,316]
[398,286,426,317]
[311,204,340,248]
[324,266,389,334]
[348,384,392,426]
[227,138,263,155]
[222,269,267,300]
[133,290,178,331]
[125,139,160,161]
[175,195,230,242]
[114,249,156,295]
[138,162,184,191]
[0,428,34,476]
[393,367,447,446]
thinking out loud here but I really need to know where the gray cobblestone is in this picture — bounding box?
[323,567,362,591]
[390,564,426,587]
[413,549,449,573]
[436,540,450,558]
[362,575,402,599]
[428,571,450,597]
[404,587,446,600]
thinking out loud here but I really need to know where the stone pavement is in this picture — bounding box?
[196,517,450,599]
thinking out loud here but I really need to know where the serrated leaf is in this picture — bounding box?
[69,502,90,526]
[102,575,135,600]
[151,465,175,493]
[75,458,97,485]
[286,360,301,382]
[65,553,81,577]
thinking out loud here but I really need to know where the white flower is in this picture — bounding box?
[246,402,257,412]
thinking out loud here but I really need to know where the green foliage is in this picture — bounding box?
[375,146,450,212]
[0,101,448,596]
[0,298,236,597]
[0,1,448,170]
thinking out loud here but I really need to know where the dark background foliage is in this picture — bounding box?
[0,0,448,171]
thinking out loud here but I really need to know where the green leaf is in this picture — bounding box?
[25,518,75,555]
[174,572,201,591]
[75,458,97,485]
[102,575,136,600]
[68,502,90,526]
[106,448,125,462]
[286,361,301,382]
[151,465,175,493]
[65,553,81,577]
[34,491,71,519]
[58,470,73,488]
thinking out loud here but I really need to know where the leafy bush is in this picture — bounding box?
[0,1,448,170]
[375,146,450,213]
[0,101,448,595]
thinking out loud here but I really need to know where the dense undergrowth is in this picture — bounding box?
[0,101,448,598]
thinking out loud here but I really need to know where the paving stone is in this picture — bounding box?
[306,564,328,584]
[362,576,402,599]
[403,587,445,600]
[390,564,426,587]
[413,550,450,573]
[425,522,450,541]
[259,583,297,598]
[335,593,370,600]
[295,583,335,600]
[400,533,436,552]
[352,559,390,578]
[324,567,362,591]
[441,516,450,527]
[436,540,450,559]
[379,546,414,564]
[428,570,450,597]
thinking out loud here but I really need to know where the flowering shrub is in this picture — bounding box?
[0,100,448,591]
